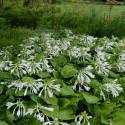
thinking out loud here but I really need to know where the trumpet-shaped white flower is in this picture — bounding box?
[104,41,116,50]
[73,66,94,91]
[117,61,125,72]
[0,61,6,71]
[0,49,11,60]
[68,46,81,59]
[27,60,42,74]
[6,100,25,117]
[95,59,111,76]
[61,40,70,51]
[41,59,53,73]
[117,51,125,72]
[80,35,97,47]
[25,103,53,123]
[37,80,61,98]
[48,45,61,57]
[68,46,91,61]
[18,44,35,59]
[8,78,42,96]
[9,60,29,78]
[0,60,12,71]
[103,79,123,98]
[75,111,92,125]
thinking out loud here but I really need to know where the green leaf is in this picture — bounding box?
[15,117,41,125]
[82,93,99,104]
[0,85,3,95]
[54,55,67,67]
[44,96,58,105]
[38,71,51,78]
[59,98,71,108]
[112,110,125,125]
[61,65,77,78]
[6,111,15,123]
[60,86,75,96]
[101,102,116,116]
[22,76,35,83]
[43,106,75,120]
[0,72,13,82]
[0,120,9,125]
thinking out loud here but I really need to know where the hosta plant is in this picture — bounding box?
[0,29,125,125]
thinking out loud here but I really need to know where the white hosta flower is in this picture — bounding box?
[68,46,91,61]
[41,59,53,73]
[37,80,61,98]
[25,103,53,123]
[75,111,92,125]
[117,51,125,72]
[44,33,53,42]
[28,36,40,44]
[96,46,111,61]
[43,118,69,125]
[51,45,61,57]
[80,47,91,61]
[28,61,42,74]
[100,89,106,101]
[0,61,5,71]
[8,78,42,96]
[6,100,25,117]
[104,41,116,50]
[68,46,81,59]
[34,112,45,122]
[19,44,35,58]
[117,61,125,72]
[9,60,28,78]
[73,66,94,91]
[95,59,111,76]
[0,50,11,60]
[80,35,97,47]
[0,61,11,71]
[61,40,70,51]
[96,50,106,61]
[103,79,123,98]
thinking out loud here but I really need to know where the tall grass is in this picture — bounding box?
[1,2,125,40]
[0,28,33,48]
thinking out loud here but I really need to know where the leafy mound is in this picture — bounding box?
[0,30,125,125]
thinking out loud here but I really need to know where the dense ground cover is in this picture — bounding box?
[1,1,125,124]
[0,30,125,125]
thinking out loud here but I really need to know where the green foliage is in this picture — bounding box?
[0,28,33,49]
[0,6,40,29]
[1,3,125,38]
[61,65,77,78]
[0,30,125,125]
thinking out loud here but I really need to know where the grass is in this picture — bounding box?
[0,28,34,49]
[56,3,125,17]
[1,2,125,48]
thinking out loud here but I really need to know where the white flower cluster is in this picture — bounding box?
[68,46,91,61]
[8,78,61,97]
[75,111,92,125]
[100,79,123,100]
[6,100,53,123]
[95,47,112,76]
[6,100,25,117]
[73,66,94,91]
[117,51,125,72]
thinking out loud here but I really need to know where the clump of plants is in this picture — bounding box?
[0,29,125,125]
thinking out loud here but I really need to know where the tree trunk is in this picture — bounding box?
[0,0,3,6]
[23,0,30,6]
